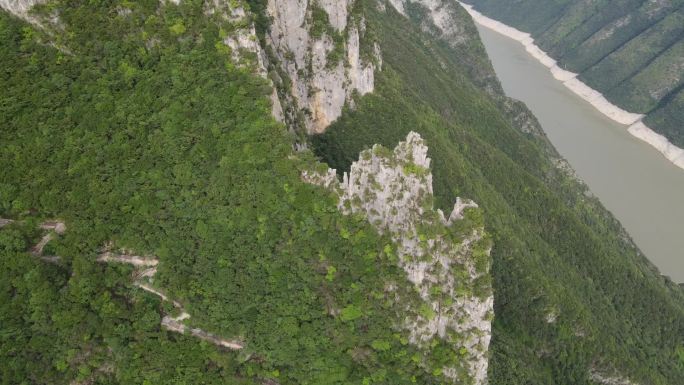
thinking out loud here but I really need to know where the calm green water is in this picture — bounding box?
[477,25,684,283]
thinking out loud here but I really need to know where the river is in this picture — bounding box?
[476,24,684,283]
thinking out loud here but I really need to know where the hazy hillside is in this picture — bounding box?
[463,0,684,147]
[1,1,683,385]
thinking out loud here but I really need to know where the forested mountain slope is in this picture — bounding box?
[462,0,684,148]
[0,1,683,385]
[313,1,684,384]
[0,1,493,384]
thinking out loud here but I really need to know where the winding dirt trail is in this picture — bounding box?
[1,217,243,350]
[1,218,67,263]
[99,250,244,350]
[33,221,67,255]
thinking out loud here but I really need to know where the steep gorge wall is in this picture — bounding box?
[390,0,470,46]
[265,0,380,133]
[460,0,684,117]
[0,0,380,134]
[0,0,44,19]
[383,0,555,148]
[207,0,286,121]
[387,0,498,89]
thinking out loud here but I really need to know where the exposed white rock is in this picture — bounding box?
[459,2,529,41]
[0,218,66,261]
[550,64,577,82]
[523,42,556,68]
[221,18,285,122]
[444,197,479,223]
[318,0,351,31]
[97,252,159,267]
[269,89,285,122]
[388,0,473,46]
[207,0,285,122]
[21,220,66,256]
[545,309,559,324]
[387,0,406,15]
[347,27,375,95]
[223,27,262,71]
[266,0,378,133]
[628,122,684,169]
[138,267,158,278]
[162,312,191,333]
[0,0,45,21]
[590,368,638,385]
[2,1,284,121]
[137,282,182,307]
[303,132,493,385]
[563,78,642,125]
[32,233,55,255]
[0,0,61,30]
[459,2,642,124]
[459,1,684,171]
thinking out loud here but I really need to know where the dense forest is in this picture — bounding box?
[463,0,684,147]
[0,1,475,384]
[312,2,684,384]
[1,1,684,385]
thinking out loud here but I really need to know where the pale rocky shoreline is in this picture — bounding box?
[459,2,684,171]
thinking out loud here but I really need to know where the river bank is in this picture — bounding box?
[472,18,684,282]
[459,2,684,171]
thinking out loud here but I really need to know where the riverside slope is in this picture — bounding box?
[459,2,684,171]
[475,21,684,283]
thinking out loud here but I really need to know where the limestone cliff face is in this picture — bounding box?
[0,0,43,19]
[0,0,52,26]
[304,132,493,385]
[207,0,285,121]
[390,0,470,46]
[1,0,378,133]
[265,0,379,133]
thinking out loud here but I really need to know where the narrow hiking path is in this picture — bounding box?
[1,218,67,262]
[98,250,244,350]
[1,217,244,351]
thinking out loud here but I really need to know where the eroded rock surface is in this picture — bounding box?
[303,132,493,384]
[266,0,379,133]
[393,0,471,45]
[0,0,45,20]
[590,368,639,385]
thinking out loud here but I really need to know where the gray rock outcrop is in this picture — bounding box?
[266,0,379,133]
[304,132,493,384]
